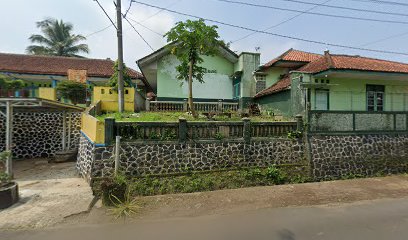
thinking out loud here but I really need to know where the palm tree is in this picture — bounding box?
[26,18,89,57]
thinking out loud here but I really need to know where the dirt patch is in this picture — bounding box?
[0,160,94,230]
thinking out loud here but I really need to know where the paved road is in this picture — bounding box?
[2,197,408,240]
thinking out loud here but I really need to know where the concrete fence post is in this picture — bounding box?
[183,99,188,112]
[179,118,187,143]
[145,99,150,111]
[114,136,121,176]
[242,117,251,144]
[295,114,304,132]
[218,100,223,113]
[105,118,115,145]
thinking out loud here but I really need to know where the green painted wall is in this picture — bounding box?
[157,54,235,100]
[255,90,291,116]
[310,78,408,111]
[237,53,260,98]
[264,67,289,88]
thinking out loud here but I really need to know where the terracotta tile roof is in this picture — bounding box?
[262,48,322,68]
[0,52,144,79]
[254,75,291,98]
[299,51,408,74]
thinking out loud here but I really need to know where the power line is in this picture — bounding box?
[122,15,155,51]
[270,0,408,17]
[86,24,113,38]
[344,0,408,7]
[133,0,183,24]
[93,0,117,29]
[125,15,164,36]
[231,0,332,43]
[124,0,133,18]
[360,31,408,47]
[131,1,408,56]
[215,0,408,25]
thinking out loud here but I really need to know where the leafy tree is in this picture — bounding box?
[0,75,25,91]
[26,18,89,57]
[165,19,221,117]
[56,80,86,105]
[108,61,133,91]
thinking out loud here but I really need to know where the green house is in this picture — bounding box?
[254,49,408,117]
[137,44,260,108]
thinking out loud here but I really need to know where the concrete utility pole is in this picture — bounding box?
[116,0,125,113]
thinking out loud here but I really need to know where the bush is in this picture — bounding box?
[100,174,128,206]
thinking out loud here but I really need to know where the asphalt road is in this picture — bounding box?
[2,197,408,240]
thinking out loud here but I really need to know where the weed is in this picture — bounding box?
[109,191,141,223]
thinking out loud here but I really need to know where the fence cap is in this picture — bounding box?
[179,117,187,121]
[242,117,250,121]
[295,114,303,119]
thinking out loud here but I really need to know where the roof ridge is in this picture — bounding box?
[329,53,408,66]
[0,52,115,62]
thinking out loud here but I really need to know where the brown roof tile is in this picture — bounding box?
[299,51,408,74]
[262,48,321,68]
[0,52,144,79]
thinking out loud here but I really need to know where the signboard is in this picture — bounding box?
[67,69,87,83]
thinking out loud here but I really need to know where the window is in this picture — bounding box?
[233,82,240,99]
[315,90,329,110]
[366,85,384,111]
[125,89,129,94]
[255,75,266,93]
[101,89,105,94]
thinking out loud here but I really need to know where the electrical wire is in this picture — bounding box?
[343,0,408,7]
[86,24,113,38]
[122,15,155,51]
[268,0,408,17]
[231,0,332,43]
[215,0,408,25]
[125,15,164,36]
[131,1,408,56]
[93,0,117,29]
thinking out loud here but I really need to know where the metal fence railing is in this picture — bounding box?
[146,100,239,112]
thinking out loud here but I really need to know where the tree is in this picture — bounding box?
[56,81,87,105]
[164,19,221,117]
[108,61,133,91]
[26,18,89,57]
[0,75,25,91]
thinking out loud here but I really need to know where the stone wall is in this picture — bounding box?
[0,111,81,159]
[77,137,307,180]
[309,134,408,180]
[76,134,95,181]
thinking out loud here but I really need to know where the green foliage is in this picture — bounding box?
[287,130,303,140]
[0,75,25,91]
[97,111,278,123]
[56,80,86,105]
[26,18,89,57]
[165,19,221,84]
[108,61,133,91]
[108,167,290,197]
[100,175,128,206]
[108,191,141,222]
[214,132,224,140]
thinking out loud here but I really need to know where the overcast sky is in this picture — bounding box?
[2,0,408,70]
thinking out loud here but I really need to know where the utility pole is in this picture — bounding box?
[116,0,124,112]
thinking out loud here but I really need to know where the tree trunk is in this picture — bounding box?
[188,60,197,118]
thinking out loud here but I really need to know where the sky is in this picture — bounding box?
[2,0,408,71]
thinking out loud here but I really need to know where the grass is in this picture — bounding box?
[96,111,288,122]
[98,166,310,205]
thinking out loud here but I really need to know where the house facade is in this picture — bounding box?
[137,44,260,108]
[0,53,150,108]
[254,49,408,117]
